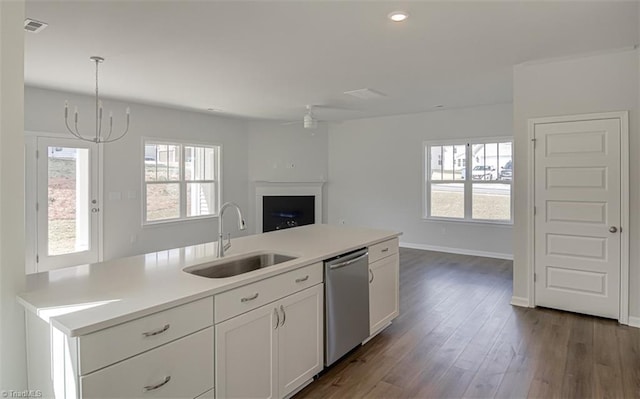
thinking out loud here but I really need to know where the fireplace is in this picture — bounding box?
[262,196,315,232]
[254,181,324,234]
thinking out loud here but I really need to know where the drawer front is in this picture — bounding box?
[215,263,322,324]
[79,297,213,375]
[81,327,214,399]
[368,238,399,263]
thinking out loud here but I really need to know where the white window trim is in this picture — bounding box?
[142,137,222,226]
[422,136,513,225]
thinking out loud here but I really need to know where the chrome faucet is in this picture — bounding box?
[217,202,247,258]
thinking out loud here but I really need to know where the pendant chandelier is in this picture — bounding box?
[64,56,130,143]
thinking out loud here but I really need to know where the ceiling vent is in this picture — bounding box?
[24,19,48,33]
[343,88,387,100]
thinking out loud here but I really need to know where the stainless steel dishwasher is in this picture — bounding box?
[324,247,370,366]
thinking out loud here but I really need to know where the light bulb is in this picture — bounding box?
[388,11,408,22]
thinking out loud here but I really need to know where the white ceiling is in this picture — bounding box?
[25,1,639,122]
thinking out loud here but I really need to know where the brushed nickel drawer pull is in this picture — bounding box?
[241,293,259,303]
[370,269,374,283]
[295,275,309,283]
[144,375,171,392]
[142,324,170,337]
[274,308,280,329]
[381,248,389,253]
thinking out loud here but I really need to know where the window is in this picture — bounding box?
[144,140,220,224]
[424,138,512,223]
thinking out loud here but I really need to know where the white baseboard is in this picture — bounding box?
[400,241,513,260]
[628,316,640,329]
[510,296,530,308]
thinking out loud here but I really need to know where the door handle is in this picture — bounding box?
[280,305,286,327]
[609,226,618,233]
[328,252,368,269]
[369,269,374,284]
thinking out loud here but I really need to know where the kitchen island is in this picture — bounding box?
[18,224,401,398]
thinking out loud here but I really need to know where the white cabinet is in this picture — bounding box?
[25,298,215,399]
[368,239,399,336]
[79,296,214,375]
[215,283,323,399]
[81,327,214,398]
[277,285,324,397]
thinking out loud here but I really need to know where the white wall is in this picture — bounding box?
[25,87,250,261]
[247,121,329,228]
[0,0,27,389]
[327,103,514,259]
[512,49,640,317]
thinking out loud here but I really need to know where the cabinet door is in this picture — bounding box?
[277,284,324,398]
[215,304,278,399]
[369,253,399,335]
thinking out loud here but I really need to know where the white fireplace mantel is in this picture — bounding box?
[254,181,324,234]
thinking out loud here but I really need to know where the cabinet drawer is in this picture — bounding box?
[81,327,214,399]
[79,297,213,375]
[368,238,399,263]
[215,263,322,324]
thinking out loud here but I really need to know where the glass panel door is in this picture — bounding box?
[36,137,99,271]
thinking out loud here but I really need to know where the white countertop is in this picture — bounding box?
[18,224,401,337]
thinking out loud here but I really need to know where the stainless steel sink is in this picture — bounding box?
[184,253,297,278]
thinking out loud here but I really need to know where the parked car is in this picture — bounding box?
[471,165,496,180]
[499,160,512,180]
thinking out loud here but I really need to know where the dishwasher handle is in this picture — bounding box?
[328,252,368,269]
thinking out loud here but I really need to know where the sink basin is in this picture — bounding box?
[184,253,297,278]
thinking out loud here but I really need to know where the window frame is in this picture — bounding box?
[423,136,513,225]
[142,137,222,226]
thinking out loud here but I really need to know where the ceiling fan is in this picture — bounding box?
[282,105,355,129]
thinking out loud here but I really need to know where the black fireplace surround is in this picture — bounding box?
[262,195,315,232]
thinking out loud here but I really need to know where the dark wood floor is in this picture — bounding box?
[296,248,640,399]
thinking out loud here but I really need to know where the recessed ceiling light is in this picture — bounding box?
[434,105,444,108]
[388,11,408,22]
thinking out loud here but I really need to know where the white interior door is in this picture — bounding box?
[534,118,621,319]
[34,137,100,271]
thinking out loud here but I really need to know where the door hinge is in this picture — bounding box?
[534,273,537,282]
[35,202,39,212]
[35,149,39,159]
[36,254,39,263]
[531,138,537,148]
[533,206,536,216]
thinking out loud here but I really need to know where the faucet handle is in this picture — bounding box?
[223,232,232,252]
